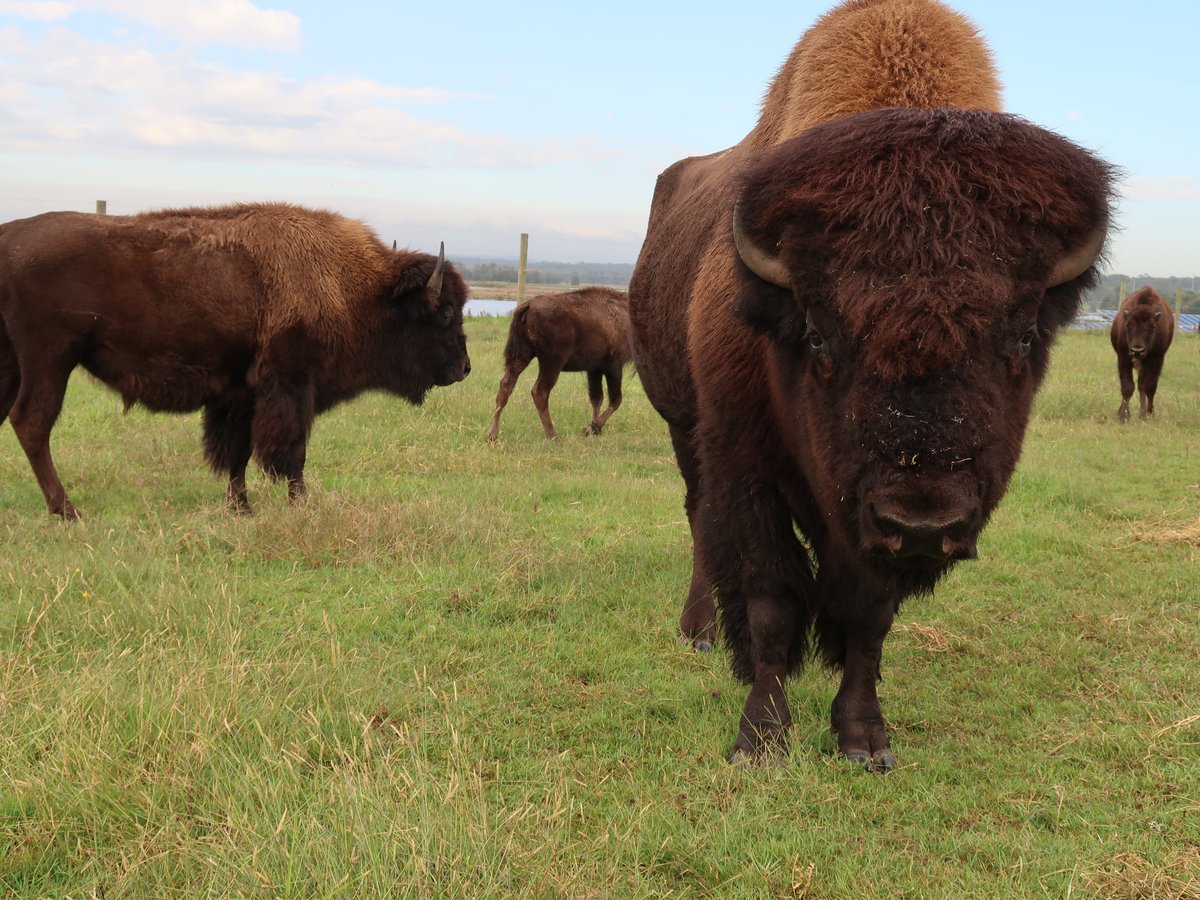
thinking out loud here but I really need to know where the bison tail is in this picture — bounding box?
[503,304,531,361]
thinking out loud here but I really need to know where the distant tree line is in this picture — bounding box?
[453,257,633,287]
[1083,274,1200,314]
[453,257,1200,312]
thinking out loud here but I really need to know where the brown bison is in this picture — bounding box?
[628,0,1114,769]
[1110,286,1174,422]
[0,202,470,518]
[486,286,632,441]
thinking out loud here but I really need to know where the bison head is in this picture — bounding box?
[731,108,1114,591]
[1118,292,1167,364]
[381,242,471,402]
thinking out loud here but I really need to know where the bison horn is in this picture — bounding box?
[427,241,445,301]
[1046,221,1107,288]
[732,199,791,289]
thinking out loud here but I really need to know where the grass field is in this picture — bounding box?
[1,321,1198,898]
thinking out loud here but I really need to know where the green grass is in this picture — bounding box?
[1,323,1198,897]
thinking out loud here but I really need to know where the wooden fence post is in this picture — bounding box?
[517,233,529,303]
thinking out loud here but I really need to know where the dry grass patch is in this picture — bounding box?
[1131,516,1200,547]
[1081,848,1200,899]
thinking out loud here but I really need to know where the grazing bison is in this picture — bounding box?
[0,202,470,518]
[628,0,1115,769]
[1110,286,1174,422]
[486,286,632,441]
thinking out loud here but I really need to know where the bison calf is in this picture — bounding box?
[1110,286,1174,422]
[0,202,470,518]
[486,287,632,441]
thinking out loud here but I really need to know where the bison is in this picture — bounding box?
[0,202,470,518]
[1110,286,1174,423]
[486,286,632,441]
[628,0,1115,769]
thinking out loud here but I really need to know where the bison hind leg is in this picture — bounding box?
[0,321,17,426]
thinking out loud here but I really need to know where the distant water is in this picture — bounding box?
[465,298,517,317]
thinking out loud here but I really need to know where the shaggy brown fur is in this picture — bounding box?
[628,0,1115,769]
[1110,286,1175,422]
[486,287,632,441]
[0,202,470,518]
[748,0,1001,149]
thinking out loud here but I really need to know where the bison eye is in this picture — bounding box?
[1019,325,1037,353]
[806,328,825,352]
[438,305,454,327]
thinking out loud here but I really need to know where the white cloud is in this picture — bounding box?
[0,1,71,21]
[0,24,616,169]
[86,0,301,51]
[0,0,301,49]
[1121,176,1200,200]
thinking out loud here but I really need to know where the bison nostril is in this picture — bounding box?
[941,535,978,561]
[867,503,977,565]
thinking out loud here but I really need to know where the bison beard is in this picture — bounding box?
[628,0,1116,769]
[0,202,471,518]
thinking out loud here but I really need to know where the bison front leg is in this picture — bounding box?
[8,355,80,519]
[582,369,623,436]
[203,390,255,513]
[1138,359,1164,419]
[822,602,897,772]
[1117,358,1135,423]
[250,369,315,506]
[730,593,801,764]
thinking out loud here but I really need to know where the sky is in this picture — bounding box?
[0,1,1196,275]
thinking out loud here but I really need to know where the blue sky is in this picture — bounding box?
[0,1,1195,275]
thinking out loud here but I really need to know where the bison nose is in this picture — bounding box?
[463,356,472,377]
[865,500,978,566]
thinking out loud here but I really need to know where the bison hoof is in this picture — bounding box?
[53,500,81,521]
[842,748,896,773]
[582,422,602,437]
[677,634,713,653]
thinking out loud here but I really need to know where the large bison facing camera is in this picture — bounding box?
[628,0,1116,769]
[0,202,470,518]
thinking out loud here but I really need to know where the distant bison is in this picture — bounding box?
[0,202,470,518]
[486,286,632,441]
[1110,286,1174,422]
[628,0,1114,768]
